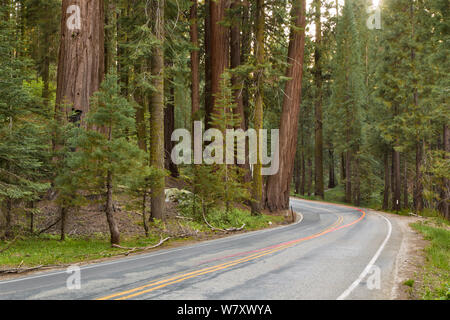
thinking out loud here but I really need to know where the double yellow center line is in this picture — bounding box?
[97,214,348,300]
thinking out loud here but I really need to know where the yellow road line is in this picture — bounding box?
[98,214,344,300]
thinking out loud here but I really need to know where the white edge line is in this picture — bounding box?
[336,211,393,300]
[0,203,304,285]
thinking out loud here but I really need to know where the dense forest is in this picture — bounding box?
[0,0,448,246]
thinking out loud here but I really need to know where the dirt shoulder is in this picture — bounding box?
[373,211,429,300]
[290,196,431,300]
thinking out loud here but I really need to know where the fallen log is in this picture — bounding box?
[202,210,245,233]
[0,262,70,275]
[37,217,62,235]
[112,236,171,256]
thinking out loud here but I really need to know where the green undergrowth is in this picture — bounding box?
[179,207,285,233]
[0,207,284,269]
[0,233,162,268]
[411,221,450,300]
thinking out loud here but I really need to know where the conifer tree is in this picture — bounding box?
[66,71,146,245]
[0,8,50,238]
[330,0,365,204]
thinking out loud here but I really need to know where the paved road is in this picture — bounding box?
[0,198,403,300]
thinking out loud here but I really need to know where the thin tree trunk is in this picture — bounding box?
[403,156,408,209]
[135,63,147,151]
[313,0,324,199]
[341,152,346,183]
[3,198,12,239]
[204,0,212,129]
[328,148,336,189]
[410,4,422,214]
[142,192,149,237]
[149,0,166,220]
[441,125,449,219]
[164,84,179,177]
[382,151,390,210]
[190,0,200,124]
[251,0,264,214]
[60,206,67,241]
[135,91,147,152]
[353,155,360,206]
[413,141,424,212]
[392,149,401,212]
[105,170,120,244]
[264,0,306,211]
[29,201,34,234]
[241,0,251,131]
[345,151,352,203]
[306,156,312,196]
[294,155,300,194]
[300,120,305,195]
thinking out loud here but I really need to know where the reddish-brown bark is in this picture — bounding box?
[190,0,200,124]
[55,0,105,124]
[264,0,306,211]
[209,0,230,120]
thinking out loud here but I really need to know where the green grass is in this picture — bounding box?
[179,207,285,233]
[403,279,415,287]
[0,233,161,268]
[411,221,450,300]
[292,184,350,206]
[0,208,284,269]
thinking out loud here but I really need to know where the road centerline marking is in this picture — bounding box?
[97,211,360,300]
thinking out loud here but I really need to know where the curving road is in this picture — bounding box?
[0,198,403,300]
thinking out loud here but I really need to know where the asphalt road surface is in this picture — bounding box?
[0,198,403,300]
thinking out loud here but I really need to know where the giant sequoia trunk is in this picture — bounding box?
[149,0,166,220]
[204,0,212,129]
[264,0,306,211]
[209,0,229,118]
[230,0,245,130]
[55,0,105,124]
